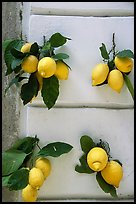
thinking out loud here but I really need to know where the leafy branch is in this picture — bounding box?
[75,134,122,198]
[3,32,71,109]
[2,135,73,191]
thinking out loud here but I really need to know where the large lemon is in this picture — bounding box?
[114,56,133,73]
[22,184,38,202]
[108,69,124,93]
[21,43,32,53]
[38,57,56,78]
[29,167,44,189]
[54,60,69,80]
[101,160,123,188]
[87,147,108,172]
[21,55,38,73]
[91,63,109,86]
[35,157,51,179]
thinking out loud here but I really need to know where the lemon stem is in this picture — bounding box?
[36,142,42,150]
[112,33,116,59]
[123,73,134,100]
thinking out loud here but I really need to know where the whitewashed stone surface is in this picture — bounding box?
[20,2,134,202]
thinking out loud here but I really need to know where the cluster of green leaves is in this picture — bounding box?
[3,32,71,109]
[75,135,121,198]
[2,135,73,191]
[98,33,134,100]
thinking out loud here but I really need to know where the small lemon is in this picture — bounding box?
[87,147,108,172]
[21,43,32,53]
[91,63,109,86]
[35,157,51,179]
[22,184,38,202]
[21,55,38,73]
[108,69,124,93]
[38,57,56,78]
[29,167,44,189]
[54,60,69,80]
[101,160,123,188]
[114,56,133,73]
[35,71,43,90]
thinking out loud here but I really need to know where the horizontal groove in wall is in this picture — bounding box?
[30,8,134,17]
[37,197,134,202]
[27,102,134,109]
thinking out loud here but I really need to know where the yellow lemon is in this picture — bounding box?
[101,160,123,188]
[114,56,133,73]
[29,167,44,189]
[35,157,51,179]
[108,69,124,93]
[38,57,56,78]
[35,71,43,90]
[54,60,69,80]
[87,147,108,172]
[22,184,38,202]
[91,63,109,86]
[21,43,32,53]
[21,55,38,73]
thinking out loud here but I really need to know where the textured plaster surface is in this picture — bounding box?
[2,2,23,202]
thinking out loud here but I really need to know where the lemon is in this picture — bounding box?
[87,147,108,172]
[101,160,123,188]
[108,69,124,93]
[35,157,51,179]
[21,43,32,53]
[29,167,44,189]
[114,56,133,73]
[91,63,109,86]
[21,55,38,73]
[38,57,56,78]
[22,184,38,202]
[54,60,69,80]
[35,71,43,90]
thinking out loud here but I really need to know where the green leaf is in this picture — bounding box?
[2,39,14,51]
[4,40,24,75]
[41,75,59,109]
[123,73,134,100]
[20,73,39,105]
[14,65,22,74]
[96,172,118,198]
[80,135,96,154]
[116,49,134,59]
[11,136,39,154]
[8,168,29,190]
[2,175,11,187]
[11,58,24,70]
[99,43,110,60]
[10,48,26,58]
[108,60,115,71]
[52,53,69,60]
[2,149,27,176]
[49,32,71,48]
[38,142,73,157]
[75,154,94,174]
[30,42,39,56]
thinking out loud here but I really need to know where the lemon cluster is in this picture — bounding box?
[87,147,123,188]
[21,43,69,83]
[22,157,51,202]
[91,56,133,93]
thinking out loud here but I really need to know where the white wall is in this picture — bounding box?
[21,2,134,202]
